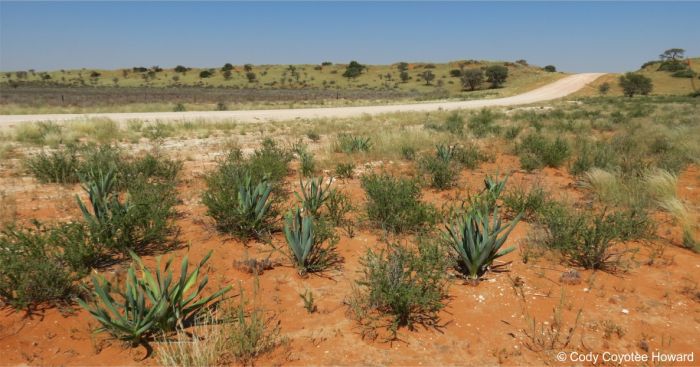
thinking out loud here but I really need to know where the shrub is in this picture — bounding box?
[657,60,687,72]
[349,242,449,339]
[538,205,653,271]
[0,223,88,308]
[282,208,340,275]
[25,147,81,184]
[444,205,521,281]
[324,189,354,227]
[454,144,486,169]
[203,174,276,241]
[199,70,213,78]
[543,65,556,72]
[598,82,611,95]
[401,145,416,161]
[299,151,315,177]
[485,65,509,88]
[361,173,436,233]
[449,69,462,77]
[335,162,355,179]
[517,134,570,171]
[248,139,292,184]
[502,185,549,221]
[461,69,484,91]
[174,103,186,112]
[80,251,231,346]
[444,113,464,134]
[619,73,653,97]
[421,146,458,190]
[570,139,617,175]
[672,69,696,78]
[468,109,501,137]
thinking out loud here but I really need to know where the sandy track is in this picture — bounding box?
[0,73,603,126]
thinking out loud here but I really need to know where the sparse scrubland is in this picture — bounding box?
[0,60,562,114]
[0,73,699,365]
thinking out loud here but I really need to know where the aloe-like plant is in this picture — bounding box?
[436,144,455,163]
[76,169,131,250]
[295,176,332,217]
[283,208,338,275]
[234,175,274,238]
[79,250,231,345]
[444,205,522,281]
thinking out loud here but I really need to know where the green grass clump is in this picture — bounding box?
[517,133,571,171]
[502,185,549,220]
[570,139,617,176]
[454,144,487,169]
[334,162,355,179]
[25,147,81,184]
[468,109,502,137]
[349,241,449,339]
[0,222,96,308]
[537,204,653,271]
[80,251,231,346]
[158,282,283,367]
[420,145,458,190]
[361,173,436,233]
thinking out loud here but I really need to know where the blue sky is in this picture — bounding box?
[1,1,698,72]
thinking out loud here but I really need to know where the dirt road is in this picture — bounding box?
[0,73,603,125]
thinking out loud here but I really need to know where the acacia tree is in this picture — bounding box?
[397,62,409,72]
[421,70,435,85]
[399,71,410,83]
[461,68,483,91]
[659,48,685,61]
[619,73,653,97]
[343,61,366,79]
[485,65,508,88]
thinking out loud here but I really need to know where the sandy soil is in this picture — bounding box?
[0,135,698,366]
[0,74,604,126]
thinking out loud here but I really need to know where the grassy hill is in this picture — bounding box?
[1,60,562,96]
[574,57,700,97]
[0,60,565,114]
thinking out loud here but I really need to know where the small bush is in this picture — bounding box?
[25,147,81,184]
[298,151,315,177]
[349,241,449,339]
[468,109,501,137]
[517,134,570,171]
[454,144,486,169]
[420,147,458,190]
[361,173,436,233]
[570,140,617,176]
[538,204,653,271]
[444,113,464,134]
[324,189,354,227]
[401,145,416,161]
[0,223,89,308]
[335,162,355,179]
[502,185,549,220]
